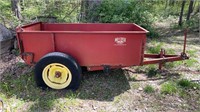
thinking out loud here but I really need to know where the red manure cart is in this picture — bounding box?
[16,22,189,90]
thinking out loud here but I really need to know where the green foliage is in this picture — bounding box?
[129,76,136,81]
[147,67,158,77]
[187,50,197,57]
[161,81,178,95]
[16,62,26,68]
[144,65,162,78]
[147,42,163,54]
[11,49,20,56]
[178,79,200,89]
[88,0,158,38]
[97,0,154,23]
[177,79,200,97]
[157,3,181,18]
[131,82,140,89]
[184,58,198,67]
[178,79,191,88]
[0,0,19,28]
[164,56,198,69]
[164,61,182,69]
[144,85,155,93]
[0,68,130,111]
[66,91,80,100]
[0,0,197,33]
[172,17,199,30]
[21,0,80,23]
[151,0,193,19]
[134,64,157,74]
[171,11,199,30]
[166,48,175,54]
[0,0,11,18]
[185,15,199,29]
[161,79,200,96]
[0,0,81,28]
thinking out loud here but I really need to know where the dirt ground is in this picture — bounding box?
[0,19,200,112]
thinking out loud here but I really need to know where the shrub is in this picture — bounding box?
[178,79,191,88]
[147,43,163,54]
[90,0,158,38]
[161,81,178,95]
[147,67,158,77]
[144,85,155,93]
[178,79,200,89]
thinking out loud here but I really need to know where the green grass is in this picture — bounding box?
[187,50,197,57]
[178,79,200,89]
[134,65,157,73]
[147,42,163,54]
[131,82,140,89]
[0,69,130,111]
[147,67,158,77]
[11,49,20,56]
[134,65,162,78]
[160,79,200,96]
[146,65,162,78]
[144,85,155,93]
[161,81,178,95]
[0,73,74,111]
[164,58,198,69]
[166,48,175,54]
[129,76,136,81]
[16,62,27,68]
[184,58,198,67]
[0,73,68,111]
[177,79,200,98]
[178,79,191,88]
[113,95,121,104]
[164,61,183,69]
[164,58,198,68]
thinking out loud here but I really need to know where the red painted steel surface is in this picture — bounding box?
[17,22,148,69]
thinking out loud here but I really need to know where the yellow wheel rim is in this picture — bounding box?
[42,63,72,89]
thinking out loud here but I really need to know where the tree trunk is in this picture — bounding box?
[169,0,175,6]
[179,0,186,26]
[11,0,22,20]
[192,0,197,13]
[0,16,6,26]
[80,0,102,22]
[0,24,14,56]
[20,0,25,11]
[186,0,194,21]
[194,4,200,15]
[165,0,168,9]
[80,0,86,22]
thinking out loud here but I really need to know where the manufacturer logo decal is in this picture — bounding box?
[115,37,126,45]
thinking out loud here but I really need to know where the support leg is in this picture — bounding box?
[158,49,165,70]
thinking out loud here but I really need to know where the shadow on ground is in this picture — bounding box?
[0,62,130,111]
[154,29,200,45]
[0,54,189,111]
[79,69,130,101]
[124,67,182,84]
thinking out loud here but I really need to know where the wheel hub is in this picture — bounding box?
[42,63,72,89]
[55,71,62,78]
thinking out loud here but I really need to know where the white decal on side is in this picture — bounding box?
[115,37,127,46]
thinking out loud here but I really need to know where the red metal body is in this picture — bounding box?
[16,22,188,71]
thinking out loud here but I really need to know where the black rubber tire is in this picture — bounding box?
[34,52,81,90]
